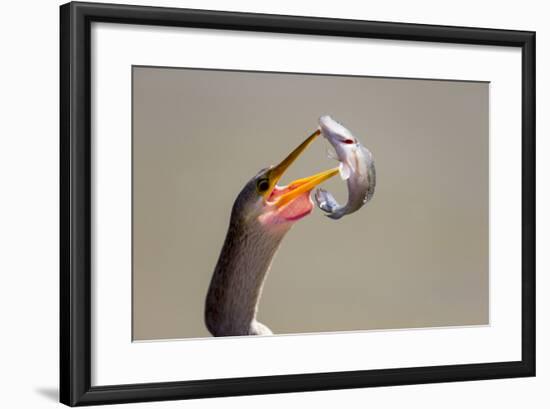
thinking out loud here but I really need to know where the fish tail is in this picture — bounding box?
[314,188,343,216]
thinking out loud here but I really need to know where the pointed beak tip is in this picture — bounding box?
[262,128,322,199]
[263,128,338,208]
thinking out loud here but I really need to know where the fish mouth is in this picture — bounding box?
[262,129,339,220]
[319,115,355,144]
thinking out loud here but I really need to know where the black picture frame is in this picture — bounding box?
[60,1,536,406]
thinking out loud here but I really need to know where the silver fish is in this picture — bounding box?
[313,115,376,219]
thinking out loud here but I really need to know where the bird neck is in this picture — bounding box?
[205,218,289,336]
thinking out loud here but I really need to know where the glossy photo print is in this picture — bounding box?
[132,66,489,341]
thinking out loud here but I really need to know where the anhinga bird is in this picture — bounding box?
[205,129,339,337]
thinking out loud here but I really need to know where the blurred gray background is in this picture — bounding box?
[132,66,489,341]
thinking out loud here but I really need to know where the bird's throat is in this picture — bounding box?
[205,220,289,336]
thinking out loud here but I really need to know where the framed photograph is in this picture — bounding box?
[60,1,535,406]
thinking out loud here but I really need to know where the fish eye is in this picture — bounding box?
[336,134,355,144]
[256,178,270,193]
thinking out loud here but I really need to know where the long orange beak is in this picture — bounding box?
[264,129,339,207]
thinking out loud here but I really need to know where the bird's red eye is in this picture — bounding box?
[344,139,354,144]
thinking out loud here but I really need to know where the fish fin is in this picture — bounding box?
[339,162,351,180]
[347,157,356,173]
[326,146,338,161]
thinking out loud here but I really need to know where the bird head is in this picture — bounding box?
[231,129,339,232]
